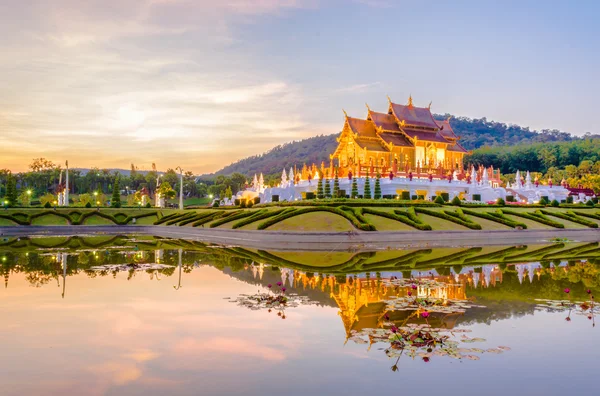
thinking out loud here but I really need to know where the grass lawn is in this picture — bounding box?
[82,215,115,225]
[363,214,415,231]
[267,211,353,232]
[30,213,70,226]
[416,214,470,231]
[0,218,16,226]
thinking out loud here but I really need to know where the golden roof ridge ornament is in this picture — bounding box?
[428,101,432,109]
[342,109,348,118]
[365,103,371,112]
[386,95,392,104]
[407,94,413,107]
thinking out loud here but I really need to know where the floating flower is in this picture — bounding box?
[267,284,272,288]
[281,287,286,293]
[422,357,430,363]
[564,288,570,294]
[390,326,398,333]
[587,289,592,294]
[411,284,417,290]
[407,291,412,296]
[565,317,571,322]
[421,311,430,318]
[277,282,282,287]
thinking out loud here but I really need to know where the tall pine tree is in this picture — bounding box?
[351,177,358,199]
[5,174,17,207]
[111,175,121,208]
[374,175,382,199]
[333,168,340,198]
[363,175,371,199]
[316,175,324,199]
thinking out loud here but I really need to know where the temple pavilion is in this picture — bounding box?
[331,96,468,179]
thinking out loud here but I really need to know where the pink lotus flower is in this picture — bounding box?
[422,357,430,363]
[281,287,286,292]
[564,288,570,294]
[267,284,272,288]
[277,282,282,287]
[407,291,412,296]
[411,284,417,290]
[390,326,398,333]
[421,311,430,318]
[587,289,592,294]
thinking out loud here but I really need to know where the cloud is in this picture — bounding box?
[172,337,287,362]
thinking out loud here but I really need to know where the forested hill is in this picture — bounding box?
[212,114,582,177]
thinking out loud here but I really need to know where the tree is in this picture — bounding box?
[363,175,371,199]
[225,186,233,200]
[333,169,340,198]
[78,193,93,207]
[18,190,31,207]
[316,176,324,199]
[324,177,331,198]
[157,182,176,201]
[40,193,55,207]
[111,176,121,208]
[5,174,17,207]
[374,176,381,199]
[351,177,358,199]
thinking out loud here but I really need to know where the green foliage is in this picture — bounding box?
[256,206,373,231]
[5,174,17,207]
[333,170,340,198]
[472,194,481,201]
[210,210,256,228]
[541,210,598,228]
[225,186,233,200]
[145,202,151,208]
[539,196,549,205]
[586,199,595,207]
[363,176,371,199]
[85,202,92,208]
[240,200,247,208]
[415,207,482,230]
[111,176,121,208]
[567,196,574,204]
[272,195,279,202]
[351,177,358,199]
[450,196,462,206]
[324,178,332,198]
[364,207,432,230]
[305,192,315,200]
[231,208,288,229]
[461,209,527,229]
[434,195,445,205]
[44,202,52,208]
[316,177,324,199]
[374,177,381,199]
[502,209,564,228]
[212,200,220,208]
[440,192,449,202]
[401,191,410,200]
[496,198,506,206]
[551,199,560,207]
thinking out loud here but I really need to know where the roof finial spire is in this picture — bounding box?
[428,101,432,109]
[365,103,371,112]
[342,109,348,118]
[386,95,392,104]
[407,94,413,107]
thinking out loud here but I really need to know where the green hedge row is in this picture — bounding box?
[209,210,258,228]
[461,209,527,229]
[501,209,565,228]
[256,206,373,231]
[541,210,598,228]
[577,211,600,221]
[362,207,432,230]
[177,211,216,226]
[341,207,377,231]
[414,208,482,230]
[0,210,157,226]
[254,199,440,208]
[232,208,290,229]
[191,212,224,227]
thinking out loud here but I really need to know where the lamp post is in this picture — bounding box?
[176,166,184,210]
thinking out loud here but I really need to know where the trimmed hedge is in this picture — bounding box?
[256,206,373,231]
[210,210,257,228]
[501,209,565,228]
[577,211,600,221]
[472,194,481,201]
[0,210,158,226]
[178,211,216,226]
[254,200,441,208]
[341,207,376,231]
[461,209,527,229]
[541,210,598,228]
[232,208,289,229]
[363,207,432,230]
[415,207,482,230]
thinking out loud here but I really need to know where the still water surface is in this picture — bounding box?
[1,235,598,395]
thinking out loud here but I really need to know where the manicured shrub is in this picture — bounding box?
[539,196,549,205]
[85,202,92,208]
[145,202,151,208]
[44,202,52,208]
[254,197,260,205]
[502,209,564,228]
[272,195,279,202]
[434,196,445,205]
[333,170,340,198]
[542,210,597,228]
[232,208,287,229]
[461,209,527,229]
[411,195,418,200]
[234,199,241,206]
[246,200,254,208]
[305,192,315,200]
[364,207,432,230]
[417,195,425,200]
[472,194,481,202]
[257,206,372,231]
[374,177,381,199]
[210,210,256,228]
[506,195,515,202]
[566,196,574,204]
[212,200,220,208]
[496,198,505,206]
[441,192,449,202]
[401,191,410,200]
[324,179,332,198]
[551,199,560,207]
[586,199,595,207]
[415,207,482,230]
[363,176,371,199]
[450,196,461,206]
[316,177,324,199]
[351,178,358,199]
[240,200,247,208]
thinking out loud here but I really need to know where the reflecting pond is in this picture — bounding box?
[1,235,599,395]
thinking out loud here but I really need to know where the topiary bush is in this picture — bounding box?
[415,207,482,230]
[374,177,381,199]
[496,198,505,206]
[401,191,410,200]
[272,195,279,202]
[450,196,461,206]
[506,195,515,202]
[472,194,481,202]
[305,192,315,200]
[551,199,560,207]
[85,202,92,208]
[566,196,574,204]
[434,195,445,205]
[44,202,52,208]
[441,192,449,202]
[212,200,220,208]
[240,200,247,208]
[254,197,260,205]
[145,202,152,208]
[461,209,527,229]
[586,199,595,207]
[234,199,241,206]
[364,207,432,230]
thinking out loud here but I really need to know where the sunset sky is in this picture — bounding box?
[1,0,598,174]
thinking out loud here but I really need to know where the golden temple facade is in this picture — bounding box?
[331,96,469,179]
